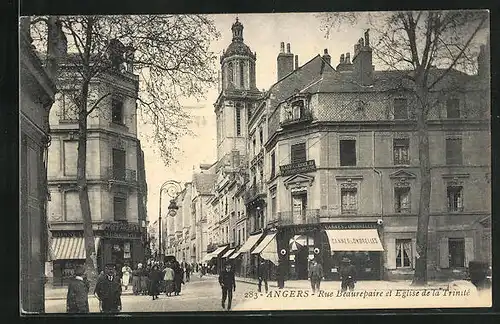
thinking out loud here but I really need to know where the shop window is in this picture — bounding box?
[114,196,127,221]
[341,188,357,214]
[396,239,412,268]
[112,97,124,125]
[447,186,463,212]
[395,187,411,213]
[449,238,465,267]
[340,140,356,166]
[446,98,460,118]
[394,98,408,120]
[291,143,307,164]
[393,138,410,165]
[446,138,462,165]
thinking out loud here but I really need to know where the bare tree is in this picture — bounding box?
[28,14,220,285]
[319,10,488,285]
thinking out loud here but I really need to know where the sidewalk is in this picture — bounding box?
[45,286,134,301]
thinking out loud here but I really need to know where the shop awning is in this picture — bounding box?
[202,253,215,262]
[251,232,277,255]
[51,237,99,260]
[211,245,228,257]
[239,232,265,253]
[222,248,235,258]
[229,251,241,259]
[325,229,384,252]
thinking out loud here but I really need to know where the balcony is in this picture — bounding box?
[279,159,316,177]
[280,109,313,127]
[250,149,264,167]
[244,182,266,204]
[270,209,320,226]
[105,167,137,183]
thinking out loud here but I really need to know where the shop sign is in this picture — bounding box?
[103,222,141,233]
[280,160,316,177]
[323,223,377,230]
[102,232,140,239]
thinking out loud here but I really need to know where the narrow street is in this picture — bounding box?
[45,275,257,313]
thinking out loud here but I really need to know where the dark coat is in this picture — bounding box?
[148,269,162,296]
[339,264,356,280]
[94,275,122,312]
[218,270,236,290]
[308,263,324,280]
[66,277,90,313]
[258,262,270,280]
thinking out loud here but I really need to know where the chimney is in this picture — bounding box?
[322,49,331,65]
[345,52,351,64]
[352,30,373,86]
[478,40,490,79]
[295,55,299,69]
[277,42,294,81]
[340,54,345,64]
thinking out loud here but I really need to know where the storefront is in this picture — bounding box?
[274,222,385,281]
[231,230,265,278]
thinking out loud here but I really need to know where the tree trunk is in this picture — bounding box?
[412,84,432,286]
[77,79,98,288]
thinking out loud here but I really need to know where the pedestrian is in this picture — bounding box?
[121,263,132,291]
[131,263,142,295]
[219,263,236,311]
[173,261,185,296]
[339,257,356,291]
[277,259,285,289]
[308,259,324,294]
[66,265,90,313]
[164,263,175,296]
[257,258,269,294]
[94,264,122,313]
[141,264,150,295]
[148,264,162,300]
[185,262,191,282]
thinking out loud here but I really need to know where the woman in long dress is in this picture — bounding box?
[121,264,132,291]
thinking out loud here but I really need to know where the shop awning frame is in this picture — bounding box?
[238,232,265,253]
[211,245,229,257]
[251,232,277,255]
[325,229,384,252]
[229,251,241,259]
[222,248,235,258]
[202,253,215,262]
[51,237,100,260]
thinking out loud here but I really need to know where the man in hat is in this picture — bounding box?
[257,258,269,294]
[308,259,324,294]
[94,264,122,313]
[66,265,90,313]
[218,262,236,311]
[339,257,356,291]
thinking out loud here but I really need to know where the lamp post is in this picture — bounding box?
[158,180,182,261]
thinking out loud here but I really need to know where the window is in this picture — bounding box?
[270,152,276,179]
[394,98,408,120]
[396,239,412,268]
[114,197,127,221]
[112,149,126,180]
[233,228,236,244]
[395,187,411,213]
[252,137,256,155]
[112,97,124,124]
[393,138,410,165]
[250,62,255,87]
[292,100,304,120]
[238,229,241,245]
[447,186,463,212]
[291,192,307,221]
[242,227,245,240]
[446,138,462,165]
[270,189,277,220]
[61,91,78,121]
[341,188,357,214]
[227,62,233,83]
[236,106,242,136]
[240,61,245,87]
[449,238,465,267]
[291,143,306,164]
[247,104,252,120]
[446,98,460,118]
[259,127,263,147]
[340,139,356,166]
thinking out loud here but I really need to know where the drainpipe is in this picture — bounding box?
[372,131,384,280]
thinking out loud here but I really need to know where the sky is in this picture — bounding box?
[140,12,369,225]
[138,12,488,225]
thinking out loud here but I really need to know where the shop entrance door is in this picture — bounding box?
[111,243,124,276]
[296,246,309,279]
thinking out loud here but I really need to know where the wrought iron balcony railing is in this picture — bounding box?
[244,182,266,203]
[105,167,137,183]
[281,109,313,126]
[270,209,320,226]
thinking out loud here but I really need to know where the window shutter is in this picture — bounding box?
[439,237,449,268]
[464,237,474,268]
[412,238,417,269]
[386,237,397,270]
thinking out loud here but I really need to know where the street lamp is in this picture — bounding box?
[158,180,181,260]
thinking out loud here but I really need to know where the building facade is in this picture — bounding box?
[46,40,147,285]
[20,21,57,312]
[262,31,491,281]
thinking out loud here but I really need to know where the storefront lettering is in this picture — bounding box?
[102,231,140,239]
[103,223,140,233]
[330,238,380,244]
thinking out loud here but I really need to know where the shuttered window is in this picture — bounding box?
[447,186,463,212]
[396,239,412,268]
[291,143,306,164]
[114,197,127,221]
[393,138,410,165]
[446,138,462,165]
[341,188,357,214]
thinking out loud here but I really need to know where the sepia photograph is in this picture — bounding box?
[19,10,491,314]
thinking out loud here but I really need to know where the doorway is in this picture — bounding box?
[111,242,124,276]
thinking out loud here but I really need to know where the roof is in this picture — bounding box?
[267,55,336,113]
[192,173,216,195]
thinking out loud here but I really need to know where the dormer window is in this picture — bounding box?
[281,98,311,126]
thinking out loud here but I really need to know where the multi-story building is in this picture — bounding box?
[261,31,490,281]
[20,20,57,312]
[166,182,193,262]
[46,40,147,285]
